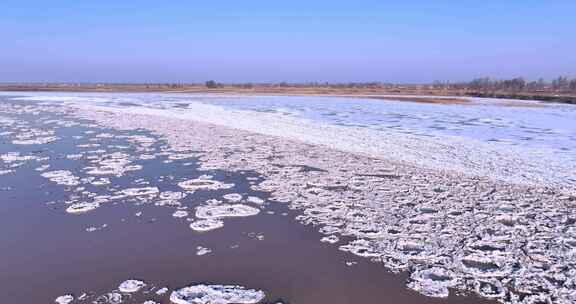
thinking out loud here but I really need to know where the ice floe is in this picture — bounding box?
[320,235,340,244]
[196,246,212,256]
[95,292,123,304]
[118,279,146,293]
[41,170,81,186]
[407,267,459,298]
[178,178,234,192]
[189,219,224,232]
[120,187,159,197]
[172,210,189,218]
[54,294,74,304]
[13,136,58,145]
[170,284,265,304]
[195,204,260,219]
[223,193,243,202]
[246,196,265,205]
[66,202,100,214]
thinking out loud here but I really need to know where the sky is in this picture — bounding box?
[1,1,575,83]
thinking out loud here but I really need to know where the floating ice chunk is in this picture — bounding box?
[247,232,265,241]
[196,204,260,219]
[35,164,50,171]
[77,143,100,148]
[155,200,182,207]
[196,246,212,256]
[66,154,84,160]
[124,164,143,172]
[246,196,265,205]
[120,187,159,196]
[474,278,505,299]
[126,135,157,146]
[86,166,119,176]
[205,199,223,206]
[168,153,196,160]
[178,178,234,192]
[54,294,74,304]
[96,292,123,304]
[0,169,13,175]
[118,279,146,293]
[91,177,111,186]
[66,202,100,214]
[156,287,169,295]
[319,226,341,235]
[12,136,58,145]
[173,210,189,218]
[169,284,265,304]
[320,235,340,244]
[189,219,224,232]
[407,267,458,298]
[143,301,159,304]
[223,193,243,202]
[96,132,115,138]
[459,253,511,277]
[339,239,380,258]
[0,152,35,163]
[159,191,186,201]
[41,170,81,186]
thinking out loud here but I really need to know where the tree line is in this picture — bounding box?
[201,77,576,93]
[433,76,576,93]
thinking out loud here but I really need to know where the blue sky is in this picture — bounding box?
[1,1,575,83]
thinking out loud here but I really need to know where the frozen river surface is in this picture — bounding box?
[5,92,576,188]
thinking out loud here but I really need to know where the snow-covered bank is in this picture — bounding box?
[7,92,575,189]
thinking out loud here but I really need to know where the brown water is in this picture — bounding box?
[0,100,494,304]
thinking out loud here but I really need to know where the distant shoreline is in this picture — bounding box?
[1,84,574,105]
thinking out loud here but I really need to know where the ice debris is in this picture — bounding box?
[172,210,189,218]
[118,279,146,293]
[196,246,212,256]
[41,170,81,186]
[189,219,224,232]
[54,294,74,304]
[169,284,265,304]
[66,202,100,214]
[178,178,234,192]
[195,204,260,219]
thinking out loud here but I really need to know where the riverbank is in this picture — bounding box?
[2,83,574,105]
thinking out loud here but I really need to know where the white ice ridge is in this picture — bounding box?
[72,102,575,189]
[170,284,265,304]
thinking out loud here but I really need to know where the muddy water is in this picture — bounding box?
[0,101,492,303]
